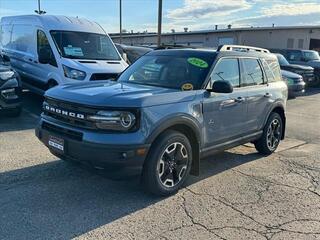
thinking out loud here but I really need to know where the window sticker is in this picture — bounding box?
[187,57,208,68]
[181,83,194,91]
[63,46,84,56]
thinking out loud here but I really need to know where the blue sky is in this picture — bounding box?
[1,0,320,33]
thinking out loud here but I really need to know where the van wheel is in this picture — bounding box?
[142,130,192,196]
[254,112,283,155]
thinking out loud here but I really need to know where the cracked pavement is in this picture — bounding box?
[0,89,320,240]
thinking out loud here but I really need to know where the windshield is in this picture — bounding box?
[118,54,214,90]
[276,54,289,66]
[303,51,320,61]
[51,31,120,60]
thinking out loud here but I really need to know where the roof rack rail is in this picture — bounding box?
[217,45,270,53]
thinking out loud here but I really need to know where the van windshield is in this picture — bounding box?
[51,31,120,60]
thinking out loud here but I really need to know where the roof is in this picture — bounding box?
[110,25,320,38]
[1,15,105,34]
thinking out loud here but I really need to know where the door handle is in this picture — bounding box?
[264,93,272,98]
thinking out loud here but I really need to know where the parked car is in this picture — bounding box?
[0,55,22,117]
[36,45,287,196]
[271,49,320,86]
[281,70,305,98]
[0,15,128,95]
[115,44,152,64]
[275,53,315,85]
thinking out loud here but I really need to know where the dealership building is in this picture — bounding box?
[111,26,320,51]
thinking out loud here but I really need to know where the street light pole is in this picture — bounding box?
[157,0,162,47]
[119,0,122,44]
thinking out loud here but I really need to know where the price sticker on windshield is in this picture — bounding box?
[187,57,208,68]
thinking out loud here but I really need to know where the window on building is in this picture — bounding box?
[287,38,294,49]
[298,39,304,49]
[211,58,240,87]
[241,58,264,86]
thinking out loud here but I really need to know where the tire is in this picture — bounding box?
[6,106,22,117]
[254,112,283,155]
[142,130,192,196]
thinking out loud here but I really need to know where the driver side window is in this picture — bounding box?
[210,58,240,87]
[37,30,57,67]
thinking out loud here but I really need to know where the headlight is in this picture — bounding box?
[63,65,86,80]
[88,110,137,131]
[0,71,15,81]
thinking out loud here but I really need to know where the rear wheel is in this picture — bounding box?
[142,130,192,196]
[254,112,283,155]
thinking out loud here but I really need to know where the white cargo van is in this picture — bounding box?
[0,15,128,94]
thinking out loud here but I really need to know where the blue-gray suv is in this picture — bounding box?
[36,45,287,196]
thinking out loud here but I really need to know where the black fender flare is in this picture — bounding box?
[145,114,202,176]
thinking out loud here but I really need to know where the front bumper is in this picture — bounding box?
[288,82,305,96]
[0,78,22,110]
[35,118,150,170]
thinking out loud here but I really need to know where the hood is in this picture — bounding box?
[281,70,301,79]
[284,64,313,71]
[61,58,128,74]
[307,60,320,69]
[45,81,197,108]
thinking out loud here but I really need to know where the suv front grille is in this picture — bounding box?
[90,73,118,81]
[42,121,83,141]
[43,98,98,130]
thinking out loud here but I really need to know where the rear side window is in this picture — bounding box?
[0,25,12,47]
[241,58,264,87]
[11,25,34,53]
[211,58,240,87]
[266,59,281,82]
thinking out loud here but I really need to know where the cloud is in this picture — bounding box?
[261,2,320,16]
[234,2,320,27]
[167,0,251,20]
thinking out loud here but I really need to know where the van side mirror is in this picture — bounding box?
[38,47,52,64]
[209,80,233,93]
[122,52,128,63]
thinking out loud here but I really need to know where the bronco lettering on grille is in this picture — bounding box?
[44,105,85,120]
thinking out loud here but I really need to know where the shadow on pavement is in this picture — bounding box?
[0,147,261,239]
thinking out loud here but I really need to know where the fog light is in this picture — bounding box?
[1,88,17,100]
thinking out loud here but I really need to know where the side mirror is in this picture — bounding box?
[122,52,128,63]
[209,80,233,93]
[38,47,52,64]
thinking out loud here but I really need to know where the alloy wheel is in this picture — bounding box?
[267,118,281,151]
[157,142,189,188]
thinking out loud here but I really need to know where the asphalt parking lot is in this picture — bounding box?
[1,89,320,240]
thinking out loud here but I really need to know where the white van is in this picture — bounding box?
[0,15,128,94]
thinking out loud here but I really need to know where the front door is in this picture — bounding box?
[202,58,248,148]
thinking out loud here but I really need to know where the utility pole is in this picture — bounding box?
[35,0,46,15]
[157,0,162,47]
[119,0,122,44]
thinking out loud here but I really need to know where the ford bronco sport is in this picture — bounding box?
[36,45,287,196]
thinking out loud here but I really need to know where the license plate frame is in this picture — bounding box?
[48,135,65,154]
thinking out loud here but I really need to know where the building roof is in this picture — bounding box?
[110,25,320,38]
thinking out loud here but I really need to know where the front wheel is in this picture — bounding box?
[254,112,283,155]
[142,130,192,196]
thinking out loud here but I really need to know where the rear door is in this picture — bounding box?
[240,58,272,133]
[202,57,248,148]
